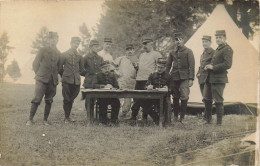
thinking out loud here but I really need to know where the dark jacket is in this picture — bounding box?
[146,71,171,88]
[209,43,233,84]
[91,72,119,89]
[32,46,60,85]
[83,52,104,88]
[59,49,85,85]
[197,47,215,84]
[166,46,195,80]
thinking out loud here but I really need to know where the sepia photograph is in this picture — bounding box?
[0,0,259,165]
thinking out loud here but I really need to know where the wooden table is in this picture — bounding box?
[81,89,169,127]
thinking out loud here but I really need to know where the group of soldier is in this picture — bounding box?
[26,29,233,127]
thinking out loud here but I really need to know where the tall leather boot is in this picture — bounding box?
[173,98,180,121]
[63,102,70,119]
[204,100,212,124]
[44,103,52,121]
[216,102,224,125]
[29,103,39,120]
[180,100,188,122]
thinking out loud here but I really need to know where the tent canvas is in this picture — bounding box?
[186,4,258,104]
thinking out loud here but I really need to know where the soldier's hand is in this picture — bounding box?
[105,84,113,89]
[204,64,213,70]
[189,80,193,87]
[147,85,153,90]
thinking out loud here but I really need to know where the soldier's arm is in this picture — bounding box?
[213,48,233,72]
[188,50,195,80]
[113,74,120,89]
[79,55,86,76]
[165,53,172,74]
[58,53,65,76]
[146,73,153,87]
[32,48,44,74]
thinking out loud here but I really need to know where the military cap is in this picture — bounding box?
[71,37,81,42]
[157,58,167,66]
[89,40,99,47]
[104,38,112,43]
[215,30,226,37]
[202,35,211,41]
[126,44,134,50]
[100,61,111,68]
[48,32,58,39]
[174,32,184,39]
[142,38,153,44]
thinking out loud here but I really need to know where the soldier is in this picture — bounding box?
[128,37,162,121]
[59,37,85,123]
[166,32,195,123]
[196,35,215,124]
[144,58,171,126]
[98,38,113,62]
[83,40,104,113]
[113,44,138,117]
[26,32,60,126]
[204,30,233,125]
[92,61,120,125]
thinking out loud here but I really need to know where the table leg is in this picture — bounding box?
[85,96,92,125]
[159,97,164,127]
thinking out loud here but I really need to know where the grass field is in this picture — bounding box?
[0,83,257,166]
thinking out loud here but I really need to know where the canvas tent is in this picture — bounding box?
[186,4,258,104]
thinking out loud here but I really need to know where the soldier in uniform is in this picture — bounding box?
[98,38,113,62]
[92,61,120,125]
[26,32,60,126]
[59,37,85,123]
[196,35,215,124]
[204,30,233,125]
[82,40,104,112]
[143,58,171,126]
[166,32,195,123]
[128,38,162,121]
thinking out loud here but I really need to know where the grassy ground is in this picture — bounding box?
[0,83,257,166]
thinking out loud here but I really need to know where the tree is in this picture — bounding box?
[0,32,14,83]
[78,23,91,55]
[6,60,21,81]
[31,26,49,55]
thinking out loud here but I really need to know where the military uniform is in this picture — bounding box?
[59,38,85,121]
[142,69,171,125]
[92,70,120,124]
[29,32,61,124]
[166,32,195,122]
[209,30,233,125]
[197,35,215,123]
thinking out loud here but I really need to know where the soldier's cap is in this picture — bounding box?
[71,37,81,42]
[100,61,112,69]
[215,30,226,37]
[157,58,167,67]
[89,40,99,47]
[202,35,211,41]
[48,32,58,39]
[126,44,134,50]
[142,38,153,44]
[104,37,112,43]
[174,32,183,39]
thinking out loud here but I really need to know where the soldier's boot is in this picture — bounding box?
[216,102,224,125]
[180,100,188,123]
[204,100,212,124]
[27,103,39,125]
[43,103,52,125]
[173,98,180,122]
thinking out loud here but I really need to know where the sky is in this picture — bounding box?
[0,0,104,72]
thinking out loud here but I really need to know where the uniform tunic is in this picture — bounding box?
[98,49,113,62]
[31,46,60,104]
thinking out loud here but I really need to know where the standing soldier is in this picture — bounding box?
[59,37,85,123]
[166,32,195,123]
[204,30,233,125]
[128,38,162,121]
[83,40,104,114]
[98,38,113,62]
[113,44,138,118]
[26,32,60,126]
[196,35,215,124]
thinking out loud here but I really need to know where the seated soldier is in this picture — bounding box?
[142,58,171,126]
[92,61,120,125]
